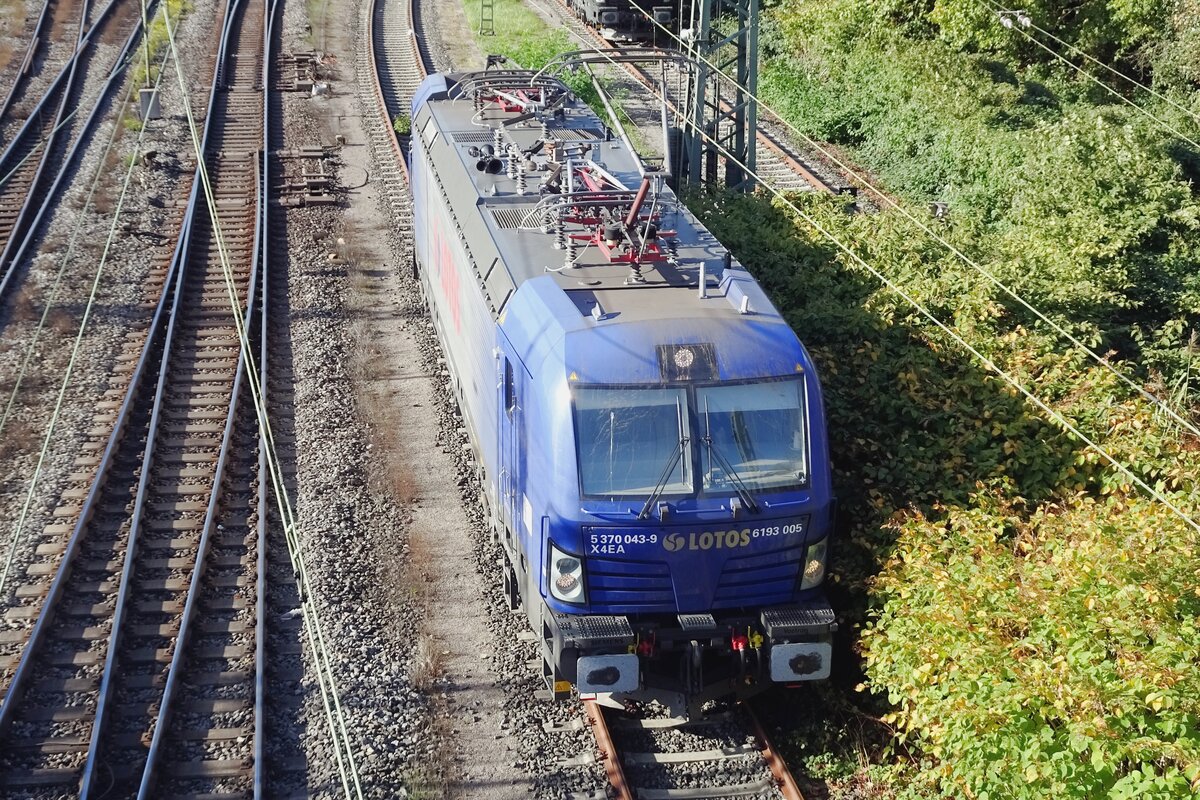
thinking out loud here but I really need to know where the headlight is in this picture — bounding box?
[800,538,827,590]
[549,542,586,604]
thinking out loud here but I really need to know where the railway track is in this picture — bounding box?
[539,0,850,196]
[363,3,815,797]
[584,700,805,800]
[362,0,429,226]
[0,0,275,795]
[0,0,147,301]
[0,0,55,125]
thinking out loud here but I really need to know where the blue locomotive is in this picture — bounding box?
[409,69,836,713]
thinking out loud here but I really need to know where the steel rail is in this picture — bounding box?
[0,0,91,262]
[545,0,838,194]
[746,703,806,800]
[77,0,242,794]
[0,0,144,175]
[365,0,427,179]
[137,1,267,791]
[137,168,259,798]
[585,701,634,800]
[252,3,280,797]
[0,0,157,302]
[585,700,807,800]
[0,3,179,747]
[0,0,53,123]
[0,0,132,301]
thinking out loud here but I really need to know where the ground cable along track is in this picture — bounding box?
[0,0,145,302]
[584,700,804,800]
[0,0,271,796]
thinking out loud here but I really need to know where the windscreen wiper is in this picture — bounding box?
[638,437,689,520]
[703,436,760,514]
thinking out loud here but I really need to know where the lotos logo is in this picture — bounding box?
[663,529,754,553]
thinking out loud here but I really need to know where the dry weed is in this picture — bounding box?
[407,632,443,692]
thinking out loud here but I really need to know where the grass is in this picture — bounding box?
[461,0,560,62]
[306,0,329,51]
[402,765,446,800]
[459,0,652,153]
[407,632,442,692]
[130,0,193,89]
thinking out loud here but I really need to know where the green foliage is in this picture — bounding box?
[692,184,1200,796]
[459,0,615,124]
[132,0,193,90]
[761,4,1200,395]
[704,2,1200,794]
[392,114,411,136]
[865,492,1200,799]
[1146,0,1200,92]
[462,0,570,70]
[776,0,1174,61]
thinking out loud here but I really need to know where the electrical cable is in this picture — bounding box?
[983,1,1200,152]
[544,12,1200,535]
[984,0,1200,127]
[157,2,365,796]
[602,2,1200,442]
[0,44,170,599]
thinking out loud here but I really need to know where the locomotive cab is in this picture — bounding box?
[495,273,837,713]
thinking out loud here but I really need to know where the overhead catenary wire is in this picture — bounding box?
[157,2,365,797]
[984,0,1200,152]
[611,3,1200,442]
[550,17,1200,535]
[984,0,1200,128]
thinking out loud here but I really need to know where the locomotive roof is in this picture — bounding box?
[411,71,787,327]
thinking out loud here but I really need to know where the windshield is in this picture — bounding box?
[698,380,808,491]
[575,387,691,497]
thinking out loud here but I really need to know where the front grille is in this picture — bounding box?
[588,556,674,612]
[712,543,803,609]
[586,542,804,614]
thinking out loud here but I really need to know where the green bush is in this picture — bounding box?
[692,183,1200,796]
[760,2,1200,397]
[709,3,1200,794]
[865,491,1200,799]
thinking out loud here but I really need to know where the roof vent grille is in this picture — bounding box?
[490,207,537,229]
